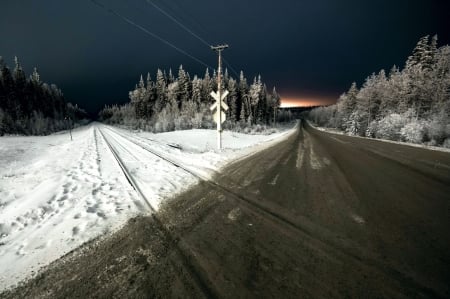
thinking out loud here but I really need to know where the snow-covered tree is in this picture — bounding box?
[201,68,213,103]
[191,76,202,105]
[177,65,191,105]
[100,65,281,132]
[308,34,450,147]
[154,69,166,112]
[227,78,238,122]
[249,76,263,124]
[0,56,86,135]
[238,71,249,122]
[30,67,41,85]
[270,87,281,124]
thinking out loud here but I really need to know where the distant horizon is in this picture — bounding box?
[280,95,336,108]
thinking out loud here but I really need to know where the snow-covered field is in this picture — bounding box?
[0,122,296,290]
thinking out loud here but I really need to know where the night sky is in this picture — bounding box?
[1,0,449,114]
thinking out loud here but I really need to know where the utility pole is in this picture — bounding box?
[65,116,73,141]
[367,98,371,136]
[210,44,229,150]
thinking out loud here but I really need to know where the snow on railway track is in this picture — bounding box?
[96,127,217,297]
[97,127,198,211]
[102,126,216,181]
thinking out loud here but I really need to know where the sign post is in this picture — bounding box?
[210,44,229,150]
[65,116,73,141]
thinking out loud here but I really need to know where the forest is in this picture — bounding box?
[98,67,285,133]
[309,35,450,147]
[0,56,87,136]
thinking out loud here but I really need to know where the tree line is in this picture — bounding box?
[309,35,450,147]
[99,66,282,132]
[0,56,87,136]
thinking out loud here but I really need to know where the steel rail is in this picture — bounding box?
[97,127,218,298]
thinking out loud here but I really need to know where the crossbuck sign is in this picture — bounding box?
[210,90,229,149]
[210,90,229,123]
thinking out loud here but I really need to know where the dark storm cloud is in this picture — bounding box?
[1,0,449,113]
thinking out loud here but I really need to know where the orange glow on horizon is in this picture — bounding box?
[281,96,335,108]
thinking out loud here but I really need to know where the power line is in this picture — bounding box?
[146,0,210,47]
[89,0,212,69]
[222,57,240,78]
[169,2,211,41]
[144,0,241,78]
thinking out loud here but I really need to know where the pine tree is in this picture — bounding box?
[30,67,41,85]
[146,73,156,118]
[0,57,6,110]
[227,78,238,122]
[271,87,281,123]
[345,82,358,115]
[0,61,14,95]
[309,34,450,146]
[212,69,218,91]
[155,69,166,112]
[177,65,191,104]
[129,75,146,118]
[239,103,246,124]
[249,76,262,124]
[337,82,358,130]
[238,71,249,121]
[0,59,6,133]
[192,76,202,105]
[259,84,268,124]
[431,44,450,115]
[223,68,229,89]
[406,35,431,70]
[168,68,175,84]
[0,56,4,82]
[202,68,212,103]
[101,65,281,132]
[11,56,27,120]
[146,72,152,88]
[138,74,146,114]
[13,56,26,90]
[405,36,436,117]
[430,34,438,66]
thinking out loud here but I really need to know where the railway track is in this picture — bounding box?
[96,127,218,298]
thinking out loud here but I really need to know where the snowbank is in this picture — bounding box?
[307,120,450,153]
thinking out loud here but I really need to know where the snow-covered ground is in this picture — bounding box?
[0,122,296,290]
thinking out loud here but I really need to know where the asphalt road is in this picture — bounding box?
[2,120,450,298]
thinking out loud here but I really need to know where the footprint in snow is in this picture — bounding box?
[96,212,107,219]
[86,206,97,213]
[72,226,80,235]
